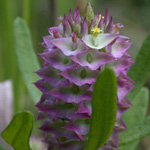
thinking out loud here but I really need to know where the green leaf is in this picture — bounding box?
[123,87,149,128]
[84,68,117,150]
[119,87,149,149]
[119,35,150,149]
[0,145,8,150]
[14,17,41,103]
[127,34,150,100]
[119,114,150,146]
[1,111,33,150]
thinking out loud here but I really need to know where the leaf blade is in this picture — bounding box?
[119,114,150,146]
[119,87,149,149]
[119,34,150,149]
[1,111,33,150]
[14,17,41,103]
[85,68,117,150]
[127,34,150,100]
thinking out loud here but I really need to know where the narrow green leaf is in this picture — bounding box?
[119,87,149,149]
[1,111,33,150]
[85,68,117,150]
[127,34,150,100]
[0,145,8,150]
[118,34,150,149]
[14,17,41,103]
[123,87,149,128]
[119,114,150,146]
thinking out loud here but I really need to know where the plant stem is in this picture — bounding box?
[23,0,32,26]
[49,0,58,26]
[0,0,14,80]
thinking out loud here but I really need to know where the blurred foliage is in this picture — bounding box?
[119,87,149,149]
[0,0,150,149]
[1,111,33,150]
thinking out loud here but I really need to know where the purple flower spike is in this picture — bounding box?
[35,3,134,150]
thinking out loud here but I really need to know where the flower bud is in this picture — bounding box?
[68,9,74,27]
[35,4,134,150]
[63,14,71,37]
[71,32,77,50]
[83,2,94,26]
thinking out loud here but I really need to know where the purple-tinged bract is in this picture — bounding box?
[35,3,134,150]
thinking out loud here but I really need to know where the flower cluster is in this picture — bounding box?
[35,3,134,150]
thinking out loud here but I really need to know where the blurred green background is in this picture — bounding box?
[0,0,150,149]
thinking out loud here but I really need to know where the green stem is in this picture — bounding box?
[0,0,27,113]
[23,0,32,26]
[0,0,14,80]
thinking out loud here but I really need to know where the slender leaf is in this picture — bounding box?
[14,17,41,103]
[119,115,150,146]
[118,33,150,149]
[127,34,150,100]
[84,68,117,150]
[1,111,33,150]
[119,87,149,149]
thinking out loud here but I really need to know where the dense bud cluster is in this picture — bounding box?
[35,4,134,150]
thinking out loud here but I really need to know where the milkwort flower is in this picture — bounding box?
[35,3,134,150]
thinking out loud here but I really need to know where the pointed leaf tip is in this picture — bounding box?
[83,2,94,26]
[127,34,150,100]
